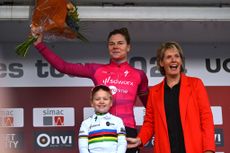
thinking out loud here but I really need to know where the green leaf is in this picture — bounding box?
[15,36,37,57]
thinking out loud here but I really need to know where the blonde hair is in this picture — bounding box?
[156,41,185,76]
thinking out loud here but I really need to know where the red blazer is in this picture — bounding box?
[139,73,215,153]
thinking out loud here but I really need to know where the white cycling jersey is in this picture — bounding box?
[78,112,127,153]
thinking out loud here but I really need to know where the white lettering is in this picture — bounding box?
[215,134,221,142]
[103,76,134,86]
[60,136,72,144]
[109,85,128,95]
[8,140,19,148]
[0,134,20,149]
[37,133,72,147]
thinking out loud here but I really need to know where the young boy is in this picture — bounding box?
[78,85,127,153]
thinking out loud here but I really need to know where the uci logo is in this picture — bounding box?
[206,58,230,73]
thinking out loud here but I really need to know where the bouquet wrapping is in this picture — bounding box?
[16,0,87,57]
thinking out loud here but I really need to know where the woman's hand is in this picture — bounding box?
[30,25,43,46]
[126,137,142,148]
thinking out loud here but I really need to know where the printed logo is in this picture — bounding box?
[108,85,128,95]
[215,128,224,147]
[0,108,24,127]
[0,133,24,149]
[54,116,64,125]
[4,117,14,126]
[33,107,75,127]
[124,70,129,77]
[34,131,74,149]
[109,85,118,95]
[103,76,134,86]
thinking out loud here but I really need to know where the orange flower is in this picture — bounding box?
[16,0,87,57]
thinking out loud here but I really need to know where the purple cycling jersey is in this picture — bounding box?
[36,42,148,128]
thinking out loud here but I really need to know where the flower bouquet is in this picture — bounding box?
[16,0,87,57]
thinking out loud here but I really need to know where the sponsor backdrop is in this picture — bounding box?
[0,42,229,153]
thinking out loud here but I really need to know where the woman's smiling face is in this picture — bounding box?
[160,47,183,77]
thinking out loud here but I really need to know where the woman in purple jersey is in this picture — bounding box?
[32,27,149,153]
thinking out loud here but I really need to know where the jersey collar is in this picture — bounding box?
[110,60,129,67]
[93,112,111,121]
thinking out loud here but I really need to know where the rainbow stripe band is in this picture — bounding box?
[89,136,117,144]
[87,129,118,144]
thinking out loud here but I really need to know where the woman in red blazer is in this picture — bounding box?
[127,41,215,153]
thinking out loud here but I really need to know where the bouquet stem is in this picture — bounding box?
[16,35,38,57]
